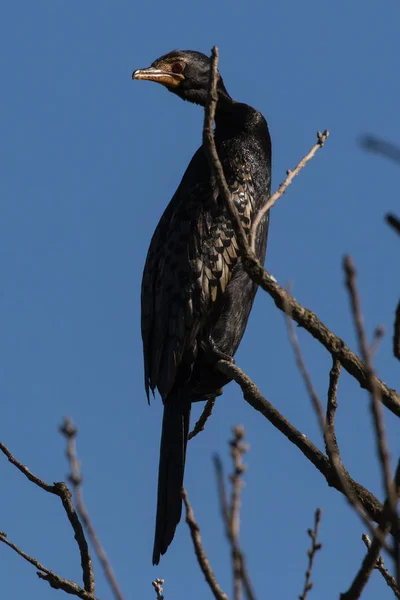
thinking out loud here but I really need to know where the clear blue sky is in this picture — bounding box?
[1,1,400,599]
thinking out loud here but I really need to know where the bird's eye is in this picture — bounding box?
[171,62,184,74]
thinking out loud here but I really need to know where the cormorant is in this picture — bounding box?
[132,50,272,565]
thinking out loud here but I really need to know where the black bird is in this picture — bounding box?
[132,50,272,565]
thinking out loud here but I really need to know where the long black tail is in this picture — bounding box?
[152,391,191,565]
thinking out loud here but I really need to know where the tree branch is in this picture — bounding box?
[214,428,257,600]
[0,440,94,594]
[0,531,98,600]
[182,488,229,600]
[215,360,396,535]
[202,47,400,420]
[298,509,322,600]
[188,399,216,440]
[340,461,400,600]
[344,256,397,526]
[59,418,125,600]
[362,534,400,599]
[250,131,329,251]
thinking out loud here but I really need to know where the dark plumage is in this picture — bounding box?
[132,50,272,565]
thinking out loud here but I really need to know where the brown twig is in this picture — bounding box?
[59,418,124,600]
[344,256,397,529]
[203,45,250,260]
[298,509,322,600]
[362,534,400,599]
[214,438,257,600]
[243,263,400,417]
[250,131,329,251]
[230,426,245,600]
[230,427,256,600]
[201,47,400,419]
[188,399,216,440]
[284,293,325,433]
[0,440,94,594]
[370,325,385,358]
[324,359,341,463]
[340,461,400,600]
[283,318,390,547]
[152,578,165,600]
[393,300,400,361]
[0,531,98,600]
[181,488,229,600]
[215,359,398,539]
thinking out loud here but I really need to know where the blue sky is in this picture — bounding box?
[1,1,400,599]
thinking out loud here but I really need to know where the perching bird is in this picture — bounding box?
[132,50,272,565]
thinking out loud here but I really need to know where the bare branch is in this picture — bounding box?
[0,532,97,600]
[59,418,125,600]
[362,534,400,599]
[240,262,400,418]
[152,578,165,600]
[215,359,396,536]
[340,462,400,600]
[182,488,229,600]
[370,325,385,358]
[250,131,329,251]
[214,436,256,600]
[201,48,400,419]
[203,45,250,257]
[284,294,325,433]
[188,399,216,440]
[0,440,94,594]
[298,509,322,600]
[344,256,397,524]
[324,359,341,462]
[283,319,389,546]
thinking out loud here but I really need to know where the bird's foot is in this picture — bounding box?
[202,335,235,364]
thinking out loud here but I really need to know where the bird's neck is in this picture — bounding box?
[214,93,259,139]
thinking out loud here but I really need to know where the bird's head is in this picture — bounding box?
[132,49,231,107]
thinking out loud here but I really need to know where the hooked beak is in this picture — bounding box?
[132,67,184,89]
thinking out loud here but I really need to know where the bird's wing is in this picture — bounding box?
[141,151,256,401]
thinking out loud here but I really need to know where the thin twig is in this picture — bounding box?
[214,435,257,600]
[182,488,229,600]
[0,532,97,600]
[393,300,400,361]
[203,45,250,257]
[152,578,165,600]
[370,326,385,358]
[340,462,400,600]
[288,319,393,549]
[250,131,329,251]
[344,256,397,534]
[201,49,400,420]
[362,534,400,599]
[283,303,390,547]
[324,359,341,463]
[298,509,322,600]
[214,455,232,531]
[188,399,216,440]
[215,359,398,542]
[0,440,94,594]
[284,293,325,432]
[60,418,124,600]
